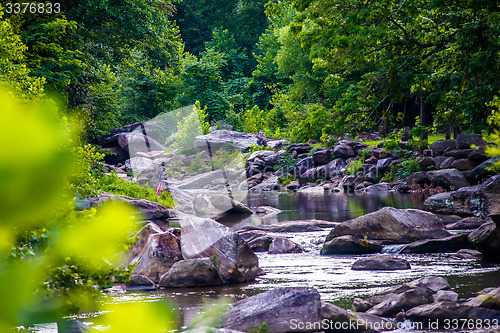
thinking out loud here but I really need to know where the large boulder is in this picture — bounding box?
[400,233,472,253]
[423,185,485,217]
[325,207,450,244]
[484,174,500,216]
[223,287,322,333]
[194,130,260,152]
[468,220,500,256]
[427,168,471,190]
[323,158,346,178]
[430,139,456,154]
[180,216,259,283]
[456,133,486,149]
[446,217,485,230]
[158,258,224,288]
[238,230,274,252]
[312,149,332,165]
[367,287,434,317]
[125,156,156,174]
[333,144,355,158]
[467,157,500,183]
[93,193,173,220]
[118,131,164,152]
[321,235,382,255]
[294,157,316,178]
[351,255,411,270]
[249,175,280,191]
[130,231,183,282]
[466,287,500,311]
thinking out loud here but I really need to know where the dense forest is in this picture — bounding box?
[1,0,500,331]
[2,0,499,142]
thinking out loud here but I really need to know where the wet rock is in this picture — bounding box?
[434,290,459,302]
[468,221,500,256]
[484,174,500,216]
[124,222,164,265]
[400,233,472,253]
[363,183,392,192]
[406,301,468,325]
[456,133,486,149]
[446,217,485,230]
[407,276,451,292]
[158,258,224,288]
[194,130,260,152]
[427,168,471,190]
[286,181,300,191]
[131,231,183,282]
[351,255,410,270]
[238,230,274,252]
[321,301,349,322]
[223,287,322,333]
[255,206,282,217]
[239,220,338,233]
[326,207,450,244]
[466,287,500,310]
[453,248,483,259]
[321,235,383,255]
[180,216,259,283]
[247,151,278,167]
[268,237,303,254]
[347,311,397,332]
[425,184,486,217]
[125,274,156,291]
[367,287,433,317]
[430,139,456,154]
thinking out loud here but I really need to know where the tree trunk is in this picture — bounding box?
[419,94,428,141]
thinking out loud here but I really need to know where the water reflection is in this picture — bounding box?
[225,191,426,229]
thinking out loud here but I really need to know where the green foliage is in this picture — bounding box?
[396,158,421,179]
[484,97,500,169]
[273,152,299,174]
[258,322,269,333]
[347,158,364,176]
[0,7,45,101]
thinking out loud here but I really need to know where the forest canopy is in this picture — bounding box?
[1,0,499,141]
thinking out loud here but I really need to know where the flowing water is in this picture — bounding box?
[34,191,500,332]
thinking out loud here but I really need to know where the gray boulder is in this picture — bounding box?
[239,220,338,233]
[430,139,456,154]
[321,235,382,255]
[468,221,500,256]
[194,130,260,152]
[467,157,500,183]
[367,287,434,317]
[238,230,274,252]
[131,231,183,282]
[180,216,259,283]
[400,233,473,253]
[118,131,163,152]
[125,156,156,174]
[451,158,475,171]
[326,207,450,244]
[446,217,485,230]
[125,274,156,291]
[158,258,224,288]
[249,175,280,191]
[268,237,303,254]
[423,184,485,217]
[351,255,410,270]
[93,193,173,220]
[456,133,486,149]
[294,157,316,178]
[223,287,322,333]
[408,276,451,292]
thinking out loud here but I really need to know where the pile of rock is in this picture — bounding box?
[123,216,260,290]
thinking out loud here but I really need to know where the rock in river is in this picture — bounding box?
[223,287,322,333]
[321,235,382,255]
[326,207,450,244]
[158,258,224,288]
[180,216,259,283]
[351,255,411,270]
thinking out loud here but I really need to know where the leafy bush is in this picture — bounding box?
[273,152,299,174]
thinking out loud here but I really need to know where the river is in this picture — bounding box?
[34,191,500,332]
